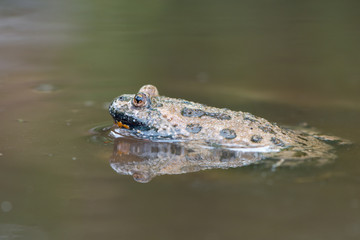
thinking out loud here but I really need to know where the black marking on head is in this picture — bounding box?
[181,107,231,120]
[181,107,205,117]
[251,135,263,143]
[186,124,202,134]
[220,129,237,139]
[110,112,151,131]
[258,125,276,134]
[271,137,285,147]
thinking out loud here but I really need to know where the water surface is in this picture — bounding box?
[0,1,360,239]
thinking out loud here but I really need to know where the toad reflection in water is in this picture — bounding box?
[109,133,265,183]
[107,85,349,183]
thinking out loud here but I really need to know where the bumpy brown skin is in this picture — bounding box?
[109,85,330,151]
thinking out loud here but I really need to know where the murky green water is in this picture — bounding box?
[1,0,360,239]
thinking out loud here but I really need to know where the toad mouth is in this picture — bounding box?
[111,112,151,131]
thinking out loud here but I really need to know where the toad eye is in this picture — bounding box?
[132,93,147,107]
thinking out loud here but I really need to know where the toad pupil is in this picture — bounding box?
[133,93,146,107]
[135,95,143,103]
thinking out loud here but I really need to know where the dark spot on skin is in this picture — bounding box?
[251,135,263,143]
[271,137,285,147]
[207,112,232,120]
[181,107,231,120]
[220,129,237,139]
[243,113,259,123]
[297,136,308,142]
[181,107,205,117]
[244,117,258,123]
[259,125,276,134]
[186,124,202,134]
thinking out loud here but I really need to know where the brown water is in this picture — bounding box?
[1,0,360,239]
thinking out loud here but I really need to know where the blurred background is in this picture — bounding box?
[0,0,359,239]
